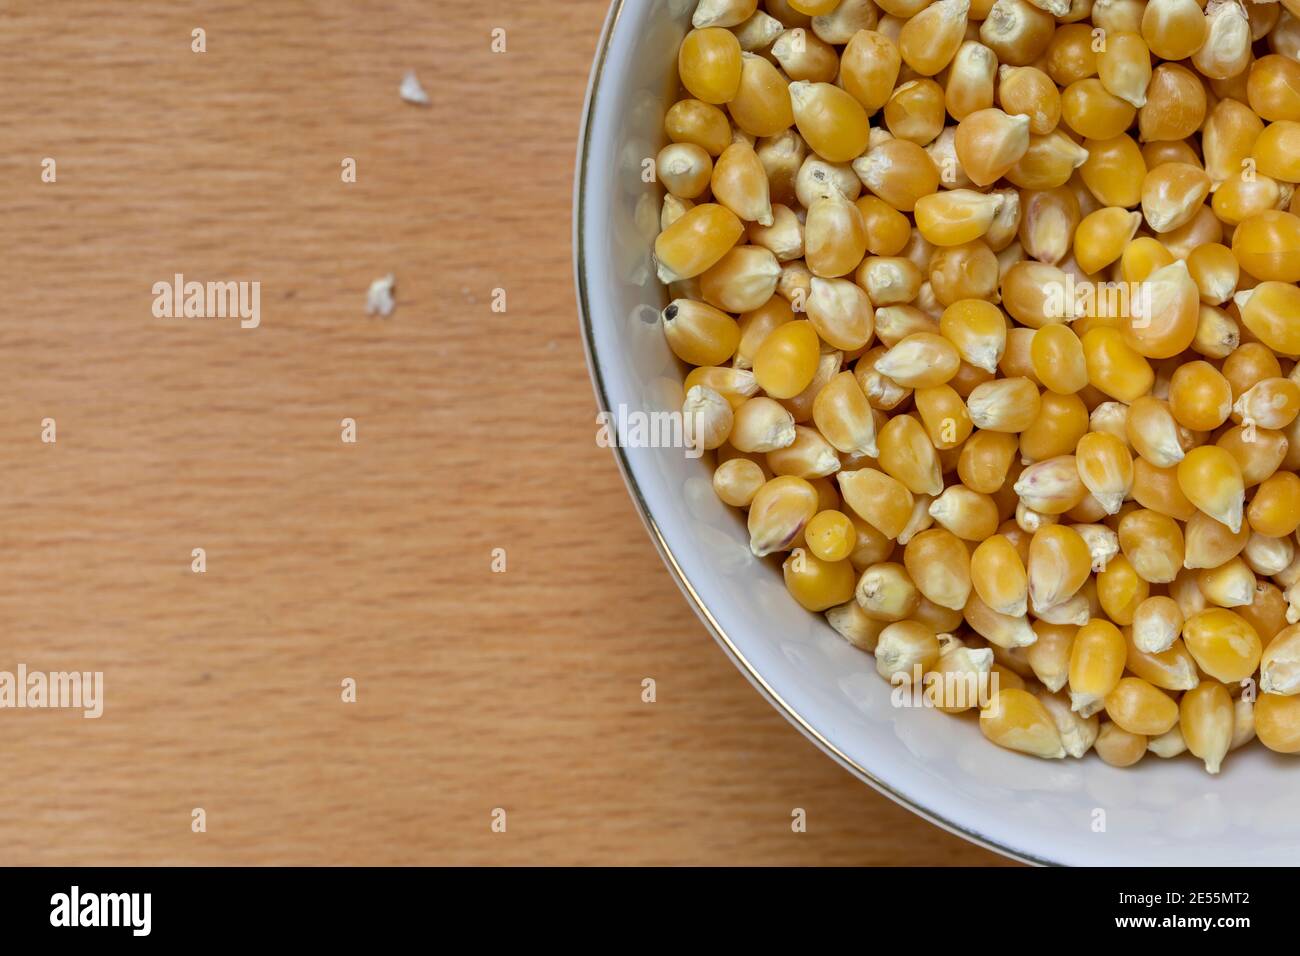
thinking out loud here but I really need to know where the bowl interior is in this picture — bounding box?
[574,0,1298,866]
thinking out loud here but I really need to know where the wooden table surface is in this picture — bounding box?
[0,0,1006,865]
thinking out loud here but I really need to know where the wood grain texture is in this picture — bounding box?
[0,0,1007,865]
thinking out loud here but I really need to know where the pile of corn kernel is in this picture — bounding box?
[655,0,1300,770]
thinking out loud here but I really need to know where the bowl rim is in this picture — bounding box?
[571,0,1048,866]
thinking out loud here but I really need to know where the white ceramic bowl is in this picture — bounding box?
[574,0,1297,865]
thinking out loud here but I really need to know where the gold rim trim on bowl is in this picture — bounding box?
[572,0,1048,867]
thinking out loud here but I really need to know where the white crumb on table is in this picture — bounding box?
[399,70,430,105]
[366,274,397,316]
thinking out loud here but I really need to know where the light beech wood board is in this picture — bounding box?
[0,0,1009,865]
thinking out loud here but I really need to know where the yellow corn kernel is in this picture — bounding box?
[980,0,1056,66]
[1023,622,1075,694]
[1233,378,1299,432]
[929,484,1001,540]
[1184,510,1250,571]
[1027,524,1091,612]
[684,365,760,410]
[980,687,1067,758]
[847,138,941,213]
[1123,260,1199,360]
[771,26,840,83]
[1181,680,1234,772]
[1018,187,1080,266]
[1140,163,1212,235]
[1258,621,1300,697]
[1062,78,1138,142]
[826,599,888,651]
[877,413,944,496]
[1020,392,1089,463]
[745,205,803,264]
[939,300,1007,374]
[957,430,1019,494]
[1132,595,1184,655]
[1249,53,1300,122]
[800,512,852,564]
[930,635,996,713]
[1230,693,1255,751]
[1253,119,1300,182]
[966,377,1042,433]
[767,424,841,478]
[1069,618,1127,716]
[1141,0,1209,60]
[1177,445,1246,534]
[855,345,913,409]
[810,0,881,43]
[1248,471,1300,537]
[1126,632,1201,691]
[1118,508,1185,584]
[856,561,922,621]
[1082,328,1154,402]
[1006,130,1091,190]
[1097,553,1150,624]
[679,27,744,104]
[837,467,914,539]
[748,475,820,556]
[711,142,774,226]
[795,156,858,209]
[1255,691,1300,753]
[1183,244,1239,312]
[1168,360,1233,433]
[1014,454,1087,514]
[665,98,734,157]
[883,77,946,145]
[692,0,760,29]
[913,190,1006,247]
[1190,305,1240,361]
[899,0,971,75]
[1095,721,1147,767]
[1230,210,1300,285]
[684,385,735,452]
[998,67,1062,141]
[873,619,940,683]
[804,190,869,278]
[1193,0,1252,80]
[1080,134,1147,208]
[857,196,912,257]
[1105,676,1180,737]
[928,241,1000,306]
[874,332,961,389]
[971,534,1030,616]
[856,256,923,305]
[1243,531,1293,578]
[751,319,819,401]
[914,384,973,450]
[1148,724,1187,758]
[713,456,766,507]
[1074,431,1133,515]
[1073,207,1142,276]
[730,396,797,453]
[812,371,880,458]
[904,528,974,610]
[655,203,745,283]
[1234,283,1300,362]
[840,30,902,113]
[1121,236,1175,287]
[656,142,713,200]
[1198,556,1257,608]
[946,41,998,121]
[1126,396,1190,469]
[662,299,744,374]
[788,81,871,164]
[954,108,1032,187]
[783,547,857,611]
[1203,97,1266,185]
[1183,607,1263,683]
[806,277,873,351]
[1139,63,1207,144]
[1096,31,1152,109]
